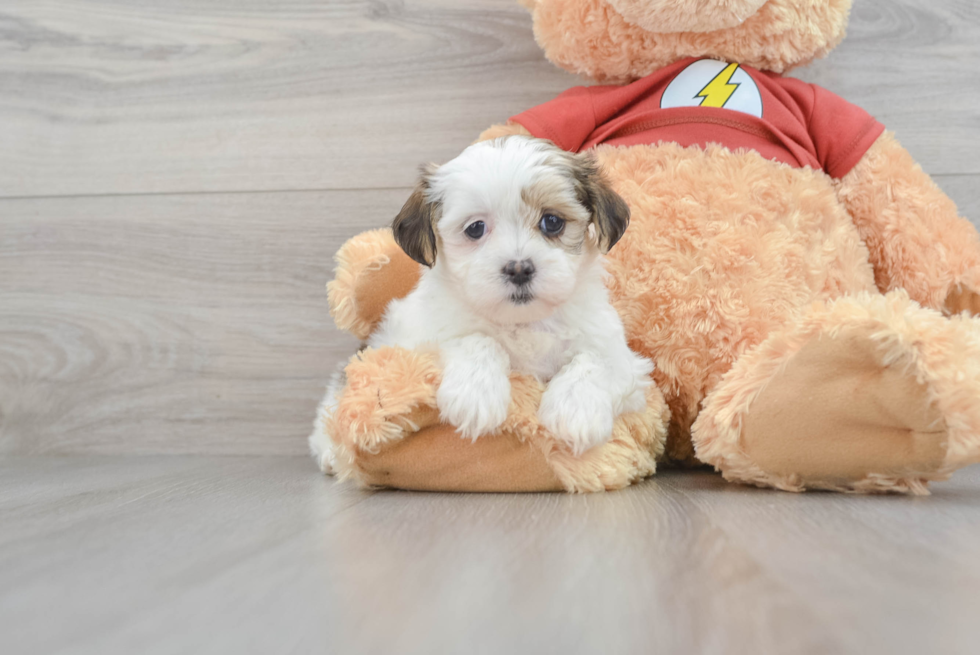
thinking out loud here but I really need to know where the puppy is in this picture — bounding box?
[311,136,653,471]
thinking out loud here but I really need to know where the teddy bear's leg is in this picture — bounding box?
[837,132,980,317]
[317,345,566,492]
[347,420,565,493]
[319,346,669,493]
[692,290,980,494]
[327,228,422,340]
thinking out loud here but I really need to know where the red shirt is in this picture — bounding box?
[511,58,884,178]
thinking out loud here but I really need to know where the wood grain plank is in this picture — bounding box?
[1,456,978,655]
[0,0,577,197]
[660,470,980,655]
[0,189,417,455]
[0,0,977,199]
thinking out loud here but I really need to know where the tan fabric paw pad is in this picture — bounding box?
[741,329,948,486]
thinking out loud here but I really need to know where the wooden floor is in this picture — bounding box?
[2,457,980,655]
[2,1,980,653]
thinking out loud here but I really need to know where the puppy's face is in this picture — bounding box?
[393,136,630,325]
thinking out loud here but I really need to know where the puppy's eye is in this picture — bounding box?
[539,214,565,236]
[464,221,486,240]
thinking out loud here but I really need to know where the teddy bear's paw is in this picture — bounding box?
[539,379,615,456]
[436,367,511,441]
[737,326,949,492]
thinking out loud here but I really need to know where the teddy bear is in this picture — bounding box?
[310,0,980,494]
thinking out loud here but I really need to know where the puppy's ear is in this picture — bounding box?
[392,164,441,267]
[573,154,630,253]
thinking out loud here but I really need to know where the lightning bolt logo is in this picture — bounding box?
[695,62,741,108]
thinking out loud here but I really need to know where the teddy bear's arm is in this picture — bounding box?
[326,228,422,340]
[321,345,670,493]
[836,132,980,315]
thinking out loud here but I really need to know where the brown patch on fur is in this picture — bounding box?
[518,143,631,254]
[520,182,590,254]
[392,164,441,267]
[569,154,631,253]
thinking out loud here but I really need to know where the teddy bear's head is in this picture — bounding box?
[521,0,852,83]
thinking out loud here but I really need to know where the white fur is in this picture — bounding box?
[369,137,654,454]
[309,361,346,474]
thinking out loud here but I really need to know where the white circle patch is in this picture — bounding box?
[661,59,763,118]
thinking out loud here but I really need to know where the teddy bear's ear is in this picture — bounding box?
[392,164,441,267]
[574,154,631,253]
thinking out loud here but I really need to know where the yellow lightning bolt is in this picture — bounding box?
[696,62,741,108]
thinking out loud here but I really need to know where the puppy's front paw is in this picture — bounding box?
[437,367,511,440]
[539,382,615,455]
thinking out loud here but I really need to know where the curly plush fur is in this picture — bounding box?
[694,290,980,494]
[606,0,771,34]
[595,142,876,460]
[318,344,670,493]
[836,133,980,310]
[528,0,852,83]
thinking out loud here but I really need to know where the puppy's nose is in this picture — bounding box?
[502,259,535,286]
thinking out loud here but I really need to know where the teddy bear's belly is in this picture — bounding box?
[595,143,877,459]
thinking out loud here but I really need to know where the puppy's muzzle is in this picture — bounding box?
[502,259,535,287]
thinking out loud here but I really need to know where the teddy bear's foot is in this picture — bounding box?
[731,328,948,493]
[693,291,980,494]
